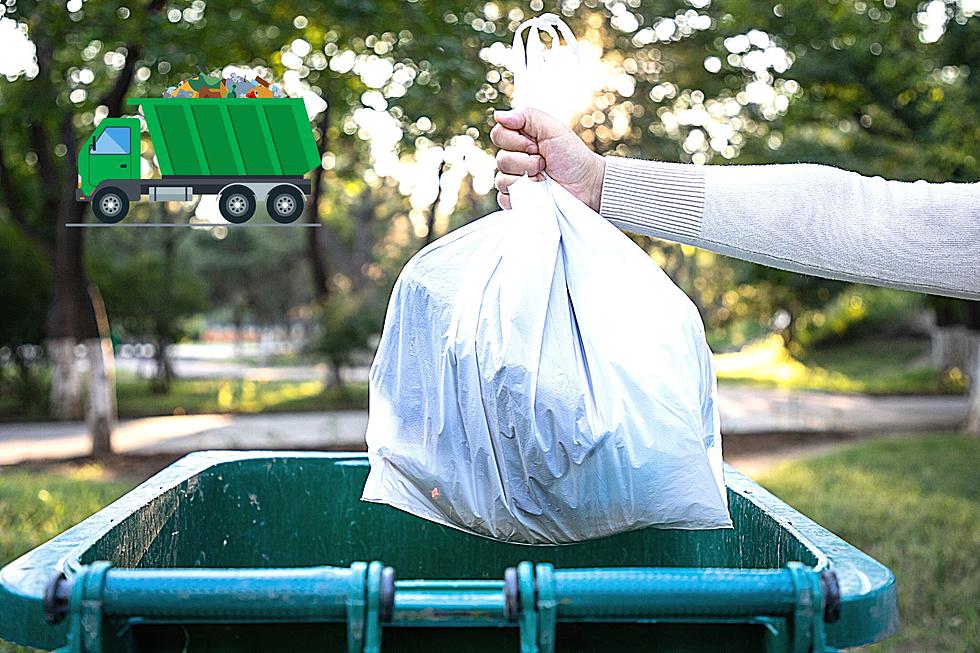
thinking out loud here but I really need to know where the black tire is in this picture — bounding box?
[92,187,129,223]
[218,185,256,224]
[266,185,305,223]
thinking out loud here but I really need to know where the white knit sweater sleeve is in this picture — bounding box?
[599,157,980,300]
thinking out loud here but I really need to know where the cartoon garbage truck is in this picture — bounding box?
[76,98,321,223]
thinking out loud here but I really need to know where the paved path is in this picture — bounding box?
[717,387,968,434]
[0,388,969,466]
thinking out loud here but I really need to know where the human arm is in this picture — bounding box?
[492,108,980,300]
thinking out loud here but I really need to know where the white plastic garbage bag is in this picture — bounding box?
[361,14,731,544]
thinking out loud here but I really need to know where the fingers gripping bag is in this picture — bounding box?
[362,14,731,544]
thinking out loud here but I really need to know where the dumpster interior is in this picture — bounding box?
[79,456,817,574]
[63,455,817,652]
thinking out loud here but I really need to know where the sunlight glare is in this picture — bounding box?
[0,18,37,79]
[507,34,609,126]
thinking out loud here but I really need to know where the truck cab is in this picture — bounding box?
[77,118,141,202]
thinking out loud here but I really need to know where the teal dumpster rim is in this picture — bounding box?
[0,451,898,651]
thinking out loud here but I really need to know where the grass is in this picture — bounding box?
[0,367,369,422]
[0,467,132,570]
[716,336,967,395]
[759,433,980,652]
[0,467,133,653]
[82,378,366,420]
[0,336,964,424]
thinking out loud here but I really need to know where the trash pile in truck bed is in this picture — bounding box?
[163,71,286,99]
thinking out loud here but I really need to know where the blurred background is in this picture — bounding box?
[0,1,978,651]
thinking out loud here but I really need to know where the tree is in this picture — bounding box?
[0,0,298,450]
[189,223,314,331]
[3,0,977,436]
[316,288,383,389]
[293,1,505,301]
[0,221,50,417]
[87,210,208,393]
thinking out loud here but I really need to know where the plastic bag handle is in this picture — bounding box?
[506,14,582,210]
[510,13,580,108]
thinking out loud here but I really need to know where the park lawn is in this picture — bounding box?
[0,374,369,422]
[716,336,966,395]
[0,467,132,653]
[759,433,980,652]
[0,337,962,423]
[115,377,368,418]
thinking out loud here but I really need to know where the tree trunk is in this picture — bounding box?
[328,357,344,390]
[47,337,83,420]
[85,337,116,453]
[931,325,971,371]
[85,285,116,453]
[152,217,178,393]
[46,229,101,418]
[152,337,175,392]
[966,334,980,436]
[306,107,331,299]
[423,161,446,246]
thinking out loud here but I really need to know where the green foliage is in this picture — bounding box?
[182,227,313,327]
[792,286,925,349]
[0,365,50,421]
[723,0,980,182]
[760,434,980,652]
[0,223,51,417]
[315,289,384,386]
[87,231,207,346]
[0,222,48,348]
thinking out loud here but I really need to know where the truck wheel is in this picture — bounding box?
[266,185,305,223]
[219,185,256,224]
[92,187,129,223]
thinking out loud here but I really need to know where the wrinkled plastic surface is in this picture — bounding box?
[362,176,732,544]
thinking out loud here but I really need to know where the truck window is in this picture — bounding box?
[93,127,131,155]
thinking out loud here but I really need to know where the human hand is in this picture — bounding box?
[491,108,605,211]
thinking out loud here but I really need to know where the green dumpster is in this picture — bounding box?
[0,452,898,652]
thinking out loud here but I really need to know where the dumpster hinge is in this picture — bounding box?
[346,561,394,653]
[506,561,556,653]
[785,562,830,653]
[66,561,112,653]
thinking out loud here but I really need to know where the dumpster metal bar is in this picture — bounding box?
[101,567,352,620]
[51,562,394,653]
[507,562,830,653]
[49,561,834,653]
[553,567,800,617]
[392,580,507,626]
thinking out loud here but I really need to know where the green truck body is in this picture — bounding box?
[77,98,320,223]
